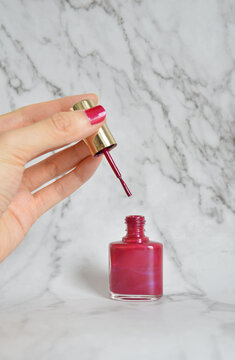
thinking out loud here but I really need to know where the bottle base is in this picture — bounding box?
[110,291,162,302]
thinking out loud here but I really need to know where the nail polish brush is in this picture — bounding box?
[71,99,132,197]
[102,148,132,197]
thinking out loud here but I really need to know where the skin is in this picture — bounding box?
[0,93,104,262]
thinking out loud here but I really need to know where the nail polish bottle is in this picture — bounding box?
[71,99,131,197]
[109,215,163,301]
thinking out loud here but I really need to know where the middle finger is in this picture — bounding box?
[22,140,90,192]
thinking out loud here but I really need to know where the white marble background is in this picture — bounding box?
[0,0,235,359]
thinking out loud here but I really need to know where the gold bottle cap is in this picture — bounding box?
[71,99,117,156]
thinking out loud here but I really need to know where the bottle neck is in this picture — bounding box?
[122,215,149,243]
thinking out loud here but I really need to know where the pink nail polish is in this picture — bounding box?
[85,105,106,125]
[109,215,163,301]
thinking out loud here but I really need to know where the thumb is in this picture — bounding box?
[0,105,106,164]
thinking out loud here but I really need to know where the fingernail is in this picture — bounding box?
[85,105,106,125]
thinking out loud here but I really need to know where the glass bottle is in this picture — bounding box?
[109,215,163,301]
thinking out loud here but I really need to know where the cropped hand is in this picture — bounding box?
[0,94,105,262]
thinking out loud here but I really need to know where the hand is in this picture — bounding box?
[0,94,105,262]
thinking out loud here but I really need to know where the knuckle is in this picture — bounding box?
[74,168,85,183]
[46,158,60,179]
[22,173,34,191]
[53,180,66,197]
[50,112,72,133]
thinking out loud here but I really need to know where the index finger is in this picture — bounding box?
[0,93,98,133]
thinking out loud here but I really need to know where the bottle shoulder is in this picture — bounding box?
[109,241,163,249]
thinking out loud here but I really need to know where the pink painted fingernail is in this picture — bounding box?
[85,105,106,125]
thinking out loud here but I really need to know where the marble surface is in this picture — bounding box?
[0,0,235,359]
